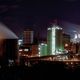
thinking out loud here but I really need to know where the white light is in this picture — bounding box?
[64,49,68,53]
[52,27,55,29]
[8,59,14,63]
[78,34,80,38]
[73,30,77,33]
[39,52,40,55]
[74,34,78,39]
[38,47,40,50]
[40,43,47,46]
[54,26,62,30]
[48,28,51,30]
[18,39,23,45]
[18,42,21,45]
[19,49,23,51]
[19,40,23,41]
[24,49,29,51]
[56,50,62,54]
[52,27,55,55]
[39,54,40,57]
[45,44,47,46]
[41,43,44,45]
[56,27,60,29]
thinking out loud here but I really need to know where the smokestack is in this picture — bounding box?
[0,23,18,65]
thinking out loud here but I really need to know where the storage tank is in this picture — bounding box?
[0,23,18,65]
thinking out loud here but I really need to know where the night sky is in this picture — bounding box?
[0,0,80,38]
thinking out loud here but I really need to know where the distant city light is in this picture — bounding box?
[18,39,23,45]
[24,49,29,52]
[41,43,45,45]
[74,34,78,39]
[65,44,68,47]
[78,34,80,38]
[48,26,62,30]
[48,28,51,30]
[38,47,40,50]
[47,25,63,55]
[19,49,23,51]
[38,43,47,56]
[52,27,55,55]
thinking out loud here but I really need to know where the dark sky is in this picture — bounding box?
[0,0,80,38]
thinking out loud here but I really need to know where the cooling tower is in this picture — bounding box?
[0,23,18,65]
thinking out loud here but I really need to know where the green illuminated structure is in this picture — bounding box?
[38,43,47,56]
[47,25,64,55]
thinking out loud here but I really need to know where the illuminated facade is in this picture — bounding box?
[23,29,34,44]
[18,39,23,45]
[47,25,64,55]
[19,44,38,57]
[71,30,80,43]
[38,43,47,56]
[63,33,70,51]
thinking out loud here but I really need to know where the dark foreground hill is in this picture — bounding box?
[0,61,80,80]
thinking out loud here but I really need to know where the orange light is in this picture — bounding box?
[65,44,68,47]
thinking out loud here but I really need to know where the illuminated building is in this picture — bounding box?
[18,39,23,45]
[63,33,70,51]
[47,24,63,55]
[23,29,34,44]
[19,44,38,57]
[70,43,80,54]
[31,45,39,56]
[71,31,80,43]
[70,43,77,53]
[38,43,47,56]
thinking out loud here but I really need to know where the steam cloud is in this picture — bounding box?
[0,23,18,39]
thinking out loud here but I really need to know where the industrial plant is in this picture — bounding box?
[0,23,18,66]
[0,22,80,67]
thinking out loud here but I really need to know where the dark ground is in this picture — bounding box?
[0,61,80,80]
